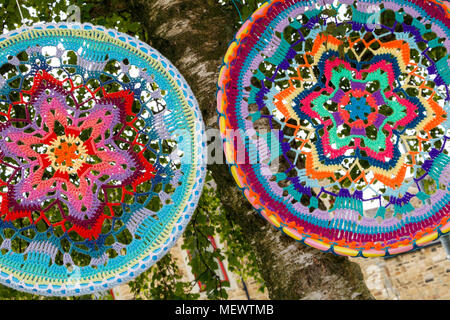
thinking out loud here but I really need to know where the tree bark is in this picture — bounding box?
[129,0,373,300]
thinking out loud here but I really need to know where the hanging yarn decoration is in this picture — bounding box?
[218,0,450,257]
[0,23,206,295]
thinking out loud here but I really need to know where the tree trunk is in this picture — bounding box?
[129,0,373,300]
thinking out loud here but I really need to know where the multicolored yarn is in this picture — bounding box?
[0,23,206,295]
[218,0,450,257]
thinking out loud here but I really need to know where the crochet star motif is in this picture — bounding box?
[269,33,446,190]
[296,57,424,167]
[0,71,155,239]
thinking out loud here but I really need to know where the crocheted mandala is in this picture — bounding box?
[0,23,206,295]
[218,0,450,257]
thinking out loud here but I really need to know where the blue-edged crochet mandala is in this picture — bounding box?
[0,23,206,296]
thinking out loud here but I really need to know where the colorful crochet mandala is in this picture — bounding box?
[0,23,206,295]
[218,0,450,257]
